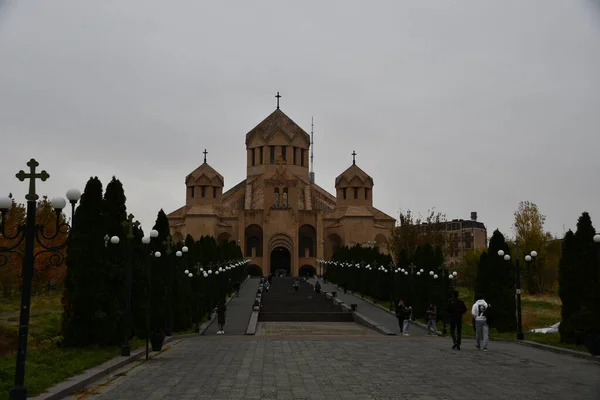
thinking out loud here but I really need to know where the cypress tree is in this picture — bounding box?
[475,229,515,333]
[101,177,128,344]
[62,177,110,346]
[131,222,151,339]
[561,213,598,344]
[558,230,577,343]
[150,209,170,332]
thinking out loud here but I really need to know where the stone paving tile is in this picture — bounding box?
[204,277,260,335]
[68,335,600,400]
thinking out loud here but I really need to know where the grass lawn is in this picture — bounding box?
[0,293,203,399]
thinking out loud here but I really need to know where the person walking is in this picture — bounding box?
[471,293,490,352]
[293,279,299,294]
[447,290,467,350]
[314,281,321,294]
[216,299,227,335]
[396,300,412,336]
[426,301,438,336]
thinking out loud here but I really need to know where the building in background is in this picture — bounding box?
[443,212,487,266]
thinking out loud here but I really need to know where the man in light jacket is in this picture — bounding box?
[471,294,490,352]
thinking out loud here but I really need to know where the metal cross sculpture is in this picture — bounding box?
[163,235,174,255]
[352,150,357,165]
[203,149,208,164]
[16,158,49,201]
[275,92,281,109]
[122,213,140,240]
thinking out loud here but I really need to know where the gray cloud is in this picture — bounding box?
[1,0,600,239]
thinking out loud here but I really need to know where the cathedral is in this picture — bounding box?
[167,102,395,276]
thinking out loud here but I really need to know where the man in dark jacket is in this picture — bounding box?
[446,290,467,350]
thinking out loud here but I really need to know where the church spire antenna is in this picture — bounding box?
[310,117,315,184]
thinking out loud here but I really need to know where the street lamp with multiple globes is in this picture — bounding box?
[498,248,537,340]
[106,216,161,357]
[0,158,81,400]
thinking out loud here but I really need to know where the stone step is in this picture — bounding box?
[258,312,354,322]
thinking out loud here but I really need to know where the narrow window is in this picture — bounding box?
[301,149,305,166]
[213,187,217,198]
[201,186,206,197]
[259,147,264,164]
[365,188,369,200]
[191,186,195,198]
[343,188,347,200]
[251,148,256,166]
[270,146,276,163]
[283,187,288,207]
[293,147,297,165]
[281,146,287,161]
[354,188,358,199]
[274,187,280,207]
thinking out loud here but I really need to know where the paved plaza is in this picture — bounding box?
[68,335,600,400]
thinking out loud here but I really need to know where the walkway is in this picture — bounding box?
[204,277,260,335]
[309,277,428,336]
[70,335,600,399]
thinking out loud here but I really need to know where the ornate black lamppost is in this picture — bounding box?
[106,215,161,356]
[163,235,175,336]
[0,158,81,400]
[498,248,537,340]
[185,262,206,333]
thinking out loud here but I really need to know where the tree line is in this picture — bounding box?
[59,176,244,347]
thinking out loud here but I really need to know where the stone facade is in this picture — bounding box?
[167,108,396,276]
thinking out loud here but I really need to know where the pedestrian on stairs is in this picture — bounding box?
[216,299,227,335]
[314,281,321,294]
[293,279,299,294]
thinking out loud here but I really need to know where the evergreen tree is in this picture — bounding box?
[558,230,577,343]
[150,209,170,332]
[62,177,114,345]
[474,229,515,332]
[559,213,598,344]
[131,222,151,339]
[171,240,192,332]
[101,177,128,343]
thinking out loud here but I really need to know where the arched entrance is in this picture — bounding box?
[246,264,263,277]
[298,264,316,277]
[270,247,291,276]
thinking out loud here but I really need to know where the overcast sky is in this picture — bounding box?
[1,0,600,240]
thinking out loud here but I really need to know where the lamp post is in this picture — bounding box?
[163,235,174,336]
[145,231,159,360]
[0,158,81,400]
[498,248,537,340]
[594,234,600,289]
[186,262,205,333]
[107,214,160,357]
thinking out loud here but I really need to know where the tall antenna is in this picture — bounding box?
[309,117,315,183]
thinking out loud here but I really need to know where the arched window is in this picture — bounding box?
[274,188,280,207]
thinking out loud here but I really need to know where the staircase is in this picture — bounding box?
[259,277,353,322]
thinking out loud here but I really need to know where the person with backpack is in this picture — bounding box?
[447,290,467,350]
[471,293,491,352]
